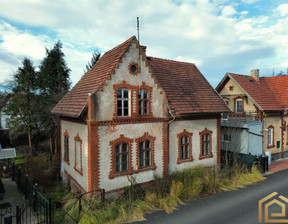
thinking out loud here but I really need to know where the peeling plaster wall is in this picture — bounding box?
[169,119,218,172]
[96,43,167,121]
[98,122,163,192]
[61,120,89,191]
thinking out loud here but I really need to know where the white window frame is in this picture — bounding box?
[235,99,243,113]
[117,88,130,117]
[268,127,273,146]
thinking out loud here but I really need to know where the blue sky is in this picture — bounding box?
[0,0,288,88]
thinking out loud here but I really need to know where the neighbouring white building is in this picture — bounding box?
[51,36,230,193]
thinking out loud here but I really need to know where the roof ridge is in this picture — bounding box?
[148,56,195,65]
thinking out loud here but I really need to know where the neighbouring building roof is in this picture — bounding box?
[52,36,230,118]
[148,57,229,115]
[217,73,284,111]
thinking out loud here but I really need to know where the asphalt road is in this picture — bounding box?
[134,169,288,224]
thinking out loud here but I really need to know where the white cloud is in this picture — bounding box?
[221,5,237,17]
[0,0,287,87]
[277,3,288,16]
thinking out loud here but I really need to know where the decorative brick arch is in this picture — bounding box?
[135,132,156,172]
[109,134,133,179]
[199,128,213,160]
[74,133,83,175]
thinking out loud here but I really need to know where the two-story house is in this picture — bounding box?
[51,36,229,193]
[216,70,288,160]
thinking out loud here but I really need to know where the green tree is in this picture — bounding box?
[5,58,39,154]
[38,41,71,153]
[84,51,101,73]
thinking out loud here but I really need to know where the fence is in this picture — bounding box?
[52,189,105,224]
[8,162,52,224]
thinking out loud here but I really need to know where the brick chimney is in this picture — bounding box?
[251,69,259,82]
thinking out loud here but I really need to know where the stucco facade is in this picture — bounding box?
[54,36,228,193]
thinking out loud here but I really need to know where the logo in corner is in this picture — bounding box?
[259,192,288,223]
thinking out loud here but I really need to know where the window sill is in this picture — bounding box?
[109,170,134,179]
[199,154,213,160]
[177,158,193,164]
[134,165,157,173]
[74,167,83,176]
[63,159,70,165]
[267,145,275,149]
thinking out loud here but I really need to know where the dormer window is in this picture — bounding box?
[117,88,129,116]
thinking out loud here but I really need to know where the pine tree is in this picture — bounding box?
[5,58,39,154]
[38,41,71,153]
[84,52,101,73]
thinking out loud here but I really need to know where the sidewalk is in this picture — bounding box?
[0,177,25,214]
[265,157,288,175]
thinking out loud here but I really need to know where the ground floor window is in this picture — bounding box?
[199,128,213,160]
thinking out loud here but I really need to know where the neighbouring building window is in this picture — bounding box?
[74,134,83,174]
[115,142,129,172]
[5,118,10,129]
[221,133,231,150]
[136,133,156,171]
[235,98,243,113]
[117,88,129,116]
[109,135,133,178]
[267,126,274,148]
[199,128,213,160]
[138,89,149,115]
[177,129,193,164]
[63,131,69,164]
[139,140,151,168]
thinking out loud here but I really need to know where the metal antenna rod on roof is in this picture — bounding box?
[137,17,141,73]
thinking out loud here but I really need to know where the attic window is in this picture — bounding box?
[128,62,139,76]
[229,85,234,91]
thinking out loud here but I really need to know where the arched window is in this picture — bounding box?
[136,133,156,171]
[177,129,193,164]
[109,135,133,179]
[267,125,274,148]
[199,128,213,160]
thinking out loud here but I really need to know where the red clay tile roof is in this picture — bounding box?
[264,75,288,108]
[228,73,283,111]
[51,36,136,117]
[52,36,230,117]
[148,57,230,115]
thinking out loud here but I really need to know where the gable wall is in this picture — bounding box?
[219,78,258,113]
[96,43,167,121]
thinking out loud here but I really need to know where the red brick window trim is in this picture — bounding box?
[128,62,139,76]
[113,82,135,118]
[74,133,83,175]
[135,132,156,173]
[199,128,213,160]
[63,130,70,165]
[136,82,153,117]
[267,125,275,148]
[177,129,193,164]
[109,134,133,179]
[234,96,244,114]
